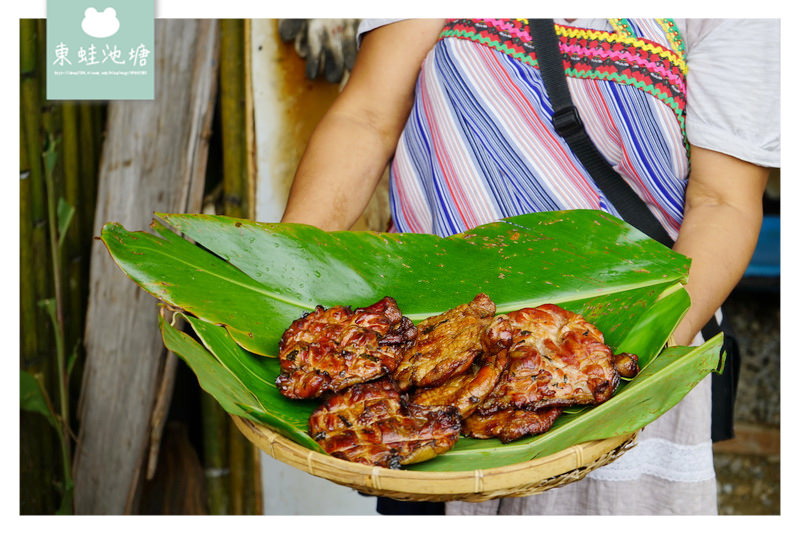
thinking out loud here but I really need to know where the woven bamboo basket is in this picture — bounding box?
[233,415,639,502]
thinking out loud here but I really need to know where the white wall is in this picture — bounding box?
[250,18,378,516]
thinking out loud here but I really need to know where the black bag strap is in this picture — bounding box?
[530,19,737,442]
[529,19,675,247]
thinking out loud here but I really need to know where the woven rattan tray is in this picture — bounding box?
[233,416,638,502]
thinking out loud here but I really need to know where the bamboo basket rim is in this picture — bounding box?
[232,415,639,502]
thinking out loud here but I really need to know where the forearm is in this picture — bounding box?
[671,199,762,345]
[281,109,396,231]
[670,146,769,345]
[281,19,444,231]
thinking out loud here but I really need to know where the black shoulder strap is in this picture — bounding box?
[529,19,675,247]
[530,19,738,442]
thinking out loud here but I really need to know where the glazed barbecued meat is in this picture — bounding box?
[411,349,509,419]
[477,304,638,415]
[393,293,496,391]
[276,297,417,399]
[308,379,461,468]
[462,406,564,443]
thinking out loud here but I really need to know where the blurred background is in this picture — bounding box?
[19,19,780,515]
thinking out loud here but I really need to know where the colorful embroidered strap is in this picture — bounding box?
[439,18,688,149]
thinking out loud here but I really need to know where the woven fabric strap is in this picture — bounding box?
[529,19,675,248]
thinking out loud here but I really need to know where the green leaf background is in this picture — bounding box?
[103,210,722,471]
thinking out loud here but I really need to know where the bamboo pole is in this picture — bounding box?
[20,20,59,515]
[20,22,58,512]
[228,421,246,514]
[242,19,262,514]
[43,138,74,511]
[218,19,262,515]
[61,101,84,358]
[219,20,248,219]
[20,121,37,361]
[22,20,52,368]
[37,21,68,440]
[201,393,230,514]
[37,19,68,378]
[78,103,98,237]
[243,20,257,221]
[19,19,41,371]
[248,439,264,515]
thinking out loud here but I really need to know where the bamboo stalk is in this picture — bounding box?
[21,19,52,370]
[71,102,101,408]
[228,420,246,515]
[92,104,106,169]
[61,101,84,356]
[37,19,66,293]
[20,23,57,511]
[248,442,263,515]
[219,19,248,219]
[19,64,38,368]
[42,139,73,506]
[218,19,263,515]
[201,393,230,514]
[241,20,262,515]
[243,20,257,221]
[78,103,98,237]
[22,20,59,512]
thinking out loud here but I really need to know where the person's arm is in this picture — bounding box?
[670,145,770,345]
[281,19,445,231]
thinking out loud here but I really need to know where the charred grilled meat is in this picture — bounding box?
[411,349,509,419]
[477,304,638,414]
[276,297,417,399]
[462,406,564,443]
[307,379,461,468]
[393,293,496,391]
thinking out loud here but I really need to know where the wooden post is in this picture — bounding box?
[73,20,220,514]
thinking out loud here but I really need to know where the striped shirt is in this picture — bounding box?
[389,18,689,239]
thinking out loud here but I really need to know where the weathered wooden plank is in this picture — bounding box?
[73,19,219,514]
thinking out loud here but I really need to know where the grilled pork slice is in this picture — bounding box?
[411,349,509,419]
[276,297,417,399]
[393,293,496,391]
[477,304,638,415]
[462,406,564,443]
[308,379,461,468]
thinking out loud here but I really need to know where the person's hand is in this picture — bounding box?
[278,19,359,83]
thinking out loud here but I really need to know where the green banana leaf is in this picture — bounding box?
[102,210,690,356]
[159,311,320,450]
[103,209,721,472]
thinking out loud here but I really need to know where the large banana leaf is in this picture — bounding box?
[102,210,691,356]
[158,311,320,450]
[103,210,720,472]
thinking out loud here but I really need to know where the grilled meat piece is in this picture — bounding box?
[613,352,640,378]
[411,349,509,419]
[276,297,417,399]
[477,304,635,414]
[308,379,461,468]
[462,406,564,443]
[393,293,496,391]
